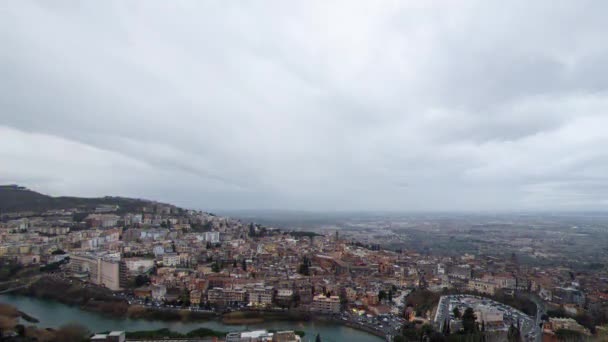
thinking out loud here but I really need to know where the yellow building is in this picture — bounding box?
[190,290,202,306]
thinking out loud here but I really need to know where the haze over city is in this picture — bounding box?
[3,1,608,211]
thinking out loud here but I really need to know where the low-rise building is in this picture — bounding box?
[248,286,274,306]
[162,252,180,266]
[311,294,340,314]
[151,284,167,301]
[207,287,247,306]
[468,278,497,295]
[190,289,202,306]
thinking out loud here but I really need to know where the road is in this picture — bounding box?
[0,275,43,294]
[528,295,546,342]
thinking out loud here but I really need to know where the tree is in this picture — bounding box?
[420,324,435,340]
[72,212,88,222]
[211,262,221,273]
[315,333,322,342]
[298,256,311,276]
[453,307,461,319]
[507,323,521,342]
[292,292,301,307]
[378,290,387,302]
[241,259,247,271]
[462,307,477,334]
[135,274,150,287]
[339,292,348,309]
[430,332,447,342]
[180,289,191,307]
[15,324,25,337]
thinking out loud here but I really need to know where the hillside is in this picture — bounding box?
[0,185,161,214]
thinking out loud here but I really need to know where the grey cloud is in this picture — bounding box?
[1,0,608,211]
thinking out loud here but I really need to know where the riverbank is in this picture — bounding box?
[222,311,387,339]
[122,327,227,339]
[221,310,312,325]
[0,294,383,341]
[9,276,386,340]
[0,302,39,324]
[18,310,39,323]
[14,276,219,322]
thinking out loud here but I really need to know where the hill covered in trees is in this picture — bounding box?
[0,185,163,214]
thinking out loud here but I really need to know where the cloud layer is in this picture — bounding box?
[2,1,608,211]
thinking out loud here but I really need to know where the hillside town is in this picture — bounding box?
[0,186,607,341]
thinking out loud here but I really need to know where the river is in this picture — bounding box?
[0,295,383,342]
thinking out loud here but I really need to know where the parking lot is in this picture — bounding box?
[434,295,535,340]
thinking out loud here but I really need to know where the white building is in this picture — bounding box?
[475,305,504,323]
[162,253,180,266]
[70,253,126,291]
[204,231,220,244]
[151,284,167,301]
[123,258,155,274]
[153,245,165,256]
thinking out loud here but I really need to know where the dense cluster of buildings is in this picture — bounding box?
[1,194,607,340]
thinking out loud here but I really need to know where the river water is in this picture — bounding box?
[0,295,382,342]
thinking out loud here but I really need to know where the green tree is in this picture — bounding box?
[298,256,311,275]
[462,307,477,334]
[15,324,25,337]
[507,323,521,342]
[135,274,150,287]
[453,307,461,319]
[315,333,322,342]
[292,292,301,307]
[420,324,435,341]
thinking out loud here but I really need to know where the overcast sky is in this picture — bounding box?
[1,1,608,211]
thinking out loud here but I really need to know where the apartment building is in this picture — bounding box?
[70,254,127,291]
[311,294,340,314]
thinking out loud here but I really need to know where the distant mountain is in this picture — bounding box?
[0,185,161,214]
